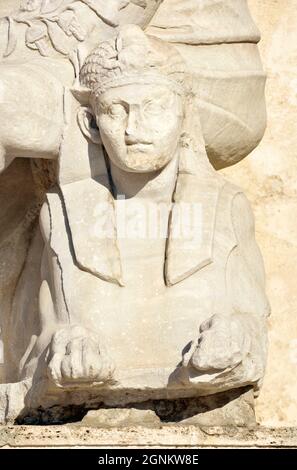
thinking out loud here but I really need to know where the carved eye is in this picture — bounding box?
[144,101,163,115]
[108,104,127,119]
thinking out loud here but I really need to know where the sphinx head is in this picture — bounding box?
[80,25,186,173]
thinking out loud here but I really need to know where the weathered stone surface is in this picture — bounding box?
[0,0,269,426]
[224,0,297,427]
[0,425,296,448]
[0,0,269,424]
[80,409,161,428]
[0,381,30,425]
[0,0,295,433]
[77,388,256,429]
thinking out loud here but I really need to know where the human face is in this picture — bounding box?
[95,83,183,173]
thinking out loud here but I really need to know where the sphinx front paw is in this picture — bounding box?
[47,325,115,388]
[189,314,251,372]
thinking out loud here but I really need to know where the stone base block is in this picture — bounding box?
[0,426,296,448]
[17,387,255,427]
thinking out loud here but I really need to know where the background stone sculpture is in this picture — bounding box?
[0,0,270,425]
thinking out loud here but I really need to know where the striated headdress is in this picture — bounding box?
[80,24,186,99]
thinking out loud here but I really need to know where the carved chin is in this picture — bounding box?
[123,160,168,173]
[122,152,170,173]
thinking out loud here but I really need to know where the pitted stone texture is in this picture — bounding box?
[0,425,296,448]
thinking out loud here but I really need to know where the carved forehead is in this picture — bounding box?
[96,83,179,107]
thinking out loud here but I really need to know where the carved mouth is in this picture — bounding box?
[126,142,153,149]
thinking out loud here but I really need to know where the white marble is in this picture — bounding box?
[0,1,269,424]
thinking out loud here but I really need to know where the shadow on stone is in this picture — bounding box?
[16,386,255,428]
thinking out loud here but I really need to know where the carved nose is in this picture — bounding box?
[125,105,141,137]
[125,107,152,145]
[125,117,138,139]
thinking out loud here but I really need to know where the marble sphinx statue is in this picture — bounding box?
[0,0,270,425]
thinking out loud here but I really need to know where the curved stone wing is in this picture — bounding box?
[147,0,267,169]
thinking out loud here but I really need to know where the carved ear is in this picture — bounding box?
[77,106,101,145]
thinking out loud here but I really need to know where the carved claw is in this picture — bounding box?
[47,325,115,389]
[189,314,250,372]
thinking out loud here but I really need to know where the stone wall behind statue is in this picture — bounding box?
[223,0,297,427]
[0,0,296,427]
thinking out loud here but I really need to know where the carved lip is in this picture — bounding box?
[126,141,153,148]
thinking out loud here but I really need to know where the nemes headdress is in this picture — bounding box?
[80,24,185,99]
